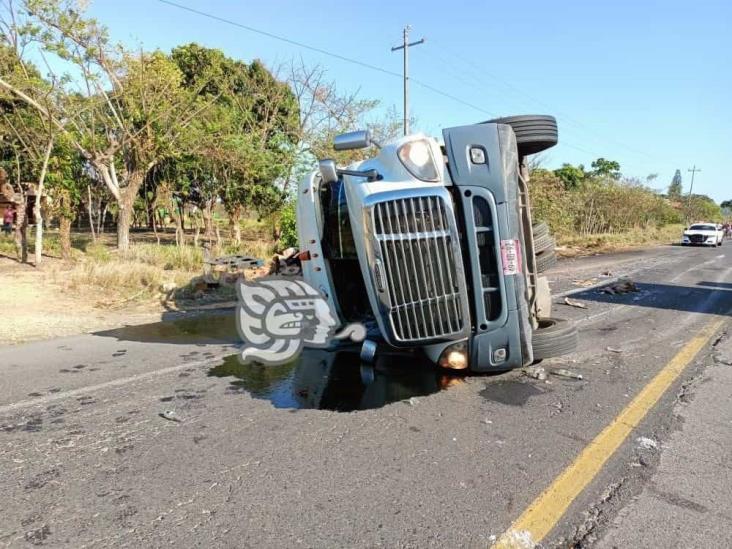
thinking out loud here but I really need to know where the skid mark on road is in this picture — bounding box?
[492,318,726,549]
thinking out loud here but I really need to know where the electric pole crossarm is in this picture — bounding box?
[391,39,425,52]
[391,26,425,136]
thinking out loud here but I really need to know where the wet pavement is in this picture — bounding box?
[209,350,462,412]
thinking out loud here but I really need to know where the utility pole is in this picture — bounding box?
[686,165,701,222]
[391,26,424,136]
[687,165,701,197]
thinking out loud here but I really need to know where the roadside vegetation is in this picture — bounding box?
[531,160,723,255]
[0,0,727,310]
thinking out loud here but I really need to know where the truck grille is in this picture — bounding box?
[372,196,466,342]
[689,234,705,244]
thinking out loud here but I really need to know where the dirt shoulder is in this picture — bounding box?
[0,256,173,346]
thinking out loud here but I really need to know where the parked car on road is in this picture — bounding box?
[681,223,724,247]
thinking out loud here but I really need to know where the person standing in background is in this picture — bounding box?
[2,206,14,234]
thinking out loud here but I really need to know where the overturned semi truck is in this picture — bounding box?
[295,115,577,372]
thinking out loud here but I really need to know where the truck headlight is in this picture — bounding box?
[398,139,439,182]
[438,341,468,370]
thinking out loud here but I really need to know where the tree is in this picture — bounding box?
[668,169,683,198]
[168,43,300,246]
[590,157,621,179]
[684,194,722,222]
[719,199,731,209]
[553,163,586,189]
[0,0,214,251]
[0,41,56,264]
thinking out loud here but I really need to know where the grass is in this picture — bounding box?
[556,224,685,256]
[2,220,273,307]
[4,217,685,307]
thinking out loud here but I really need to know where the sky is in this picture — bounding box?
[85,0,731,202]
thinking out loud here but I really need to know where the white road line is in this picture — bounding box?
[0,352,233,415]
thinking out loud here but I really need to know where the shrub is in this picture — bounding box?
[279,201,298,249]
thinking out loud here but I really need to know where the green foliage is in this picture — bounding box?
[278,201,298,249]
[668,169,683,197]
[590,157,621,179]
[553,163,586,189]
[531,170,683,239]
[683,194,722,222]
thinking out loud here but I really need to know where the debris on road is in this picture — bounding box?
[600,270,613,277]
[523,365,547,380]
[573,278,599,287]
[407,397,419,406]
[159,410,181,423]
[636,436,658,450]
[550,368,584,380]
[563,297,588,309]
[601,277,639,295]
[606,346,623,353]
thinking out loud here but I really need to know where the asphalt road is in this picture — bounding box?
[1,243,731,548]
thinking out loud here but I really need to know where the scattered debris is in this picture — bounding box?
[551,368,584,380]
[563,296,588,309]
[407,397,419,406]
[601,277,639,295]
[606,346,623,353]
[523,365,547,380]
[599,270,613,277]
[548,400,565,416]
[268,247,302,276]
[159,410,181,423]
[573,278,598,287]
[636,436,658,450]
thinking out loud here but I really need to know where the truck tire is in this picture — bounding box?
[533,232,555,255]
[485,115,558,156]
[536,250,557,273]
[532,318,578,360]
[532,221,550,240]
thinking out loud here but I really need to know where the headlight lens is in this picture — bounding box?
[397,139,439,182]
[438,341,469,370]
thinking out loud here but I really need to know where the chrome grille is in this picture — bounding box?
[372,195,466,342]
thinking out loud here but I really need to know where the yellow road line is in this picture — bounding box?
[493,318,726,549]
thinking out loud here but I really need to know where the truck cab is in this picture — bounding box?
[296,115,577,372]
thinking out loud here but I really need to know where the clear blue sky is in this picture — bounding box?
[87,0,730,202]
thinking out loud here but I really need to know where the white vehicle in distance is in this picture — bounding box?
[681,223,724,247]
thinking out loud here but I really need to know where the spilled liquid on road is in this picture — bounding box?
[96,312,240,344]
[209,349,462,412]
[97,311,462,412]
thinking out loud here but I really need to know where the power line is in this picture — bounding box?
[156,0,492,115]
[156,0,668,176]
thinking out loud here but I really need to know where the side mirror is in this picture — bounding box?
[333,130,371,151]
[318,159,338,184]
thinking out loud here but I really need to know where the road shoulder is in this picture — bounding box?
[596,326,732,548]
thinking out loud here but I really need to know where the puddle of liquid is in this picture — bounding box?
[480,380,548,406]
[95,312,239,344]
[208,348,462,412]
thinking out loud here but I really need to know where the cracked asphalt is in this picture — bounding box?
[1,243,731,548]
